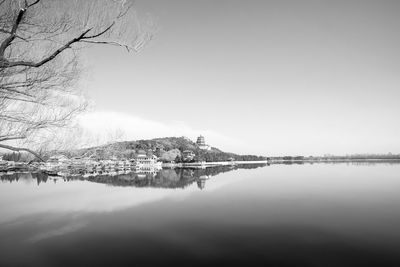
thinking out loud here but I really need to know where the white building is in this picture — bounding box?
[136,153,162,169]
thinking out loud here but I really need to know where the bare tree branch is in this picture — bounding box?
[0,8,26,57]
[82,22,114,39]
[0,135,27,142]
[1,28,91,68]
[0,143,43,161]
[27,0,41,8]
[0,0,155,160]
[80,40,130,52]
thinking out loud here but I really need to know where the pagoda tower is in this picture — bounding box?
[196,135,211,150]
[196,135,206,146]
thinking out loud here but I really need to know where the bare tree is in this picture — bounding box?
[0,0,154,160]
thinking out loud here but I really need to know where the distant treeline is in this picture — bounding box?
[1,152,33,162]
[270,154,400,161]
[175,150,267,163]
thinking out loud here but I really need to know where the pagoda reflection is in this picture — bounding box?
[0,163,268,189]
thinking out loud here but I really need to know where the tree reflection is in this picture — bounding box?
[0,164,268,189]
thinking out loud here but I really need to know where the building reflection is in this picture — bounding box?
[197,175,210,190]
[0,164,268,190]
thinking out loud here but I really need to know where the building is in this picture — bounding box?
[196,135,211,150]
[182,150,195,162]
[136,153,158,165]
[136,152,162,169]
[196,135,205,146]
[44,155,70,169]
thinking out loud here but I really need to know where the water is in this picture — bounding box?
[1,163,400,267]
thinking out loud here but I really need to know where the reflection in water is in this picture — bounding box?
[0,164,267,190]
[2,162,400,267]
[272,160,400,166]
[0,171,50,185]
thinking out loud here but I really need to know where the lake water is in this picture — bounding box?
[1,163,400,267]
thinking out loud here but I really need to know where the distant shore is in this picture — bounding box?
[163,158,400,168]
[269,158,400,164]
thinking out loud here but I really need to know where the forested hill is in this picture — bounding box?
[73,136,267,162]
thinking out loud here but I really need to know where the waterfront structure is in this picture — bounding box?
[196,135,211,150]
[95,162,103,173]
[35,152,163,176]
[70,157,88,172]
[117,161,125,171]
[182,150,195,162]
[136,152,162,169]
[48,155,70,165]
[41,155,70,174]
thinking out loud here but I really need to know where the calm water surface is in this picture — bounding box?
[1,163,400,267]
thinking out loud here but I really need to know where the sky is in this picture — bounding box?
[79,0,400,156]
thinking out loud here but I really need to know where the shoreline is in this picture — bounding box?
[269,158,400,163]
[2,159,400,174]
[163,158,400,168]
[162,160,269,168]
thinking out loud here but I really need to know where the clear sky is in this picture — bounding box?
[80,0,400,156]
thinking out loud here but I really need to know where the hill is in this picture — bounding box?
[71,136,267,162]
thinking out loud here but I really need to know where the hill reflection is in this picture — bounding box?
[0,164,267,189]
